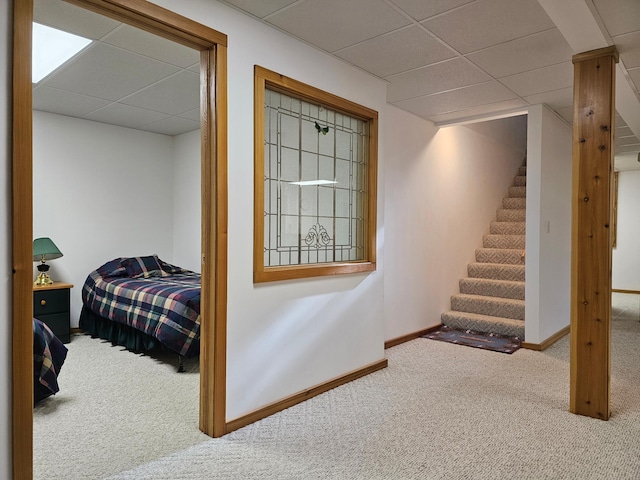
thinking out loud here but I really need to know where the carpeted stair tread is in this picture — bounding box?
[441,310,525,338]
[475,248,525,265]
[513,175,527,186]
[459,278,525,300]
[450,294,524,320]
[497,208,526,222]
[508,186,526,198]
[502,197,526,209]
[490,222,526,235]
[483,234,526,249]
[468,262,525,282]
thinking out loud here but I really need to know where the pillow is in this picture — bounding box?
[121,255,169,278]
[158,259,192,275]
[96,258,127,278]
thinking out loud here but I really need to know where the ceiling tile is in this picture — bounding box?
[387,58,491,103]
[499,62,573,97]
[34,0,120,39]
[428,98,528,124]
[421,0,555,54]
[593,0,640,37]
[33,86,110,117]
[628,67,640,94]
[467,29,573,78]
[42,43,181,101]
[335,26,455,78]
[266,0,411,52]
[393,81,518,118]
[222,0,299,18]
[387,0,475,21]
[142,116,201,136]
[83,103,169,129]
[524,87,573,108]
[103,24,200,69]
[121,71,200,115]
[614,31,640,69]
[179,108,201,122]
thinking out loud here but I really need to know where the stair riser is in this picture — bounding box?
[503,197,526,209]
[441,312,524,338]
[497,209,526,222]
[508,186,526,198]
[483,235,526,250]
[518,166,527,176]
[468,263,525,282]
[513,175,527,186]
[476,248,525,265]
[459,279,525,300]
[450,295,524,320]
[490,222,526,235]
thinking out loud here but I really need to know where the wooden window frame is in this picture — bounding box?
[253,66,378,283]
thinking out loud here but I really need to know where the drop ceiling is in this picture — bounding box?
[34,0,640,170]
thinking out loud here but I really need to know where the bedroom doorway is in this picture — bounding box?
[12,1,228,478]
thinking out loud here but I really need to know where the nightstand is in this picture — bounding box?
[33,282,73,343]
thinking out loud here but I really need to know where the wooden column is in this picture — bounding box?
[570,46,618,420]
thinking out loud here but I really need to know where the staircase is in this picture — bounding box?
[441,162,527,339]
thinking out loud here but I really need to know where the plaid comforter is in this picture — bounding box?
[34,318,68,403]
[81,268,201,357]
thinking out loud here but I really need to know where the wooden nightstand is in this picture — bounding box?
[34,282,73,343]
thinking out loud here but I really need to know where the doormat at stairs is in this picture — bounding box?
[422,326,521,354]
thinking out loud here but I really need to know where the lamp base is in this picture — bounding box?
[34,272,53,286]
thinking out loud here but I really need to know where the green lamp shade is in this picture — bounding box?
[33,237,63,262]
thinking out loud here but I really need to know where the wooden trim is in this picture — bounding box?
[13,2,228,477]
[384,325,442,349]
[612,171,618,249]
[253,65,379,283]
[612,289,640,295]
[33,282,73,291]
[570,47,618,421]
[226,358,388,434]
[13,0,34,477]
[65,0,227,48]
[521,325,570,351]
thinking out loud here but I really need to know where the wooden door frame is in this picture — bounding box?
[12,1,228,477]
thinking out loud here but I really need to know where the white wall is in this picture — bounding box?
[151,0,387,420]
[613,170,640,291]
[1,1,11,476]
[525,104,572,343]
[383,106,527,341]
[172,129,201,272]
[33,112,175,327]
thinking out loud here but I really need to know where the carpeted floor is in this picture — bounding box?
[34,293,640,479]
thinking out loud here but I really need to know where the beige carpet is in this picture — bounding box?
[35,293,640,479]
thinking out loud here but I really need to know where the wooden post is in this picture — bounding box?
[570,46,618,420]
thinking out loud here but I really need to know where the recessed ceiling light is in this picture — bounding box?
[32,22,92,83]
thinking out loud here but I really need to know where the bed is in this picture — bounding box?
[79,255,201,371]
[34,318,68,404]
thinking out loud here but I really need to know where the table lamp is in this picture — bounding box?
[33,237,63,286]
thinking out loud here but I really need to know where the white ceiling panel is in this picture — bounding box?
[103,24,200,69]
[143,116,202,136]
[386,0,475,22]
[429,99,528,124]
[179,108,201,122]
[34,0,120,39]
[467,29,573,78]
[523,87,573,108]
[499,62,573,97]
[41,43,181,101]
[593,0,640,37]
[614,31,640,69]
[223,0,299,18]
[266,0,411,52]
[33,86,110,118]
[421,0,555,54]
[121,71,201,115]
[335,26,455,78]
[387,58,491,103]
[393,81,518,118]
[84,103,169,129]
